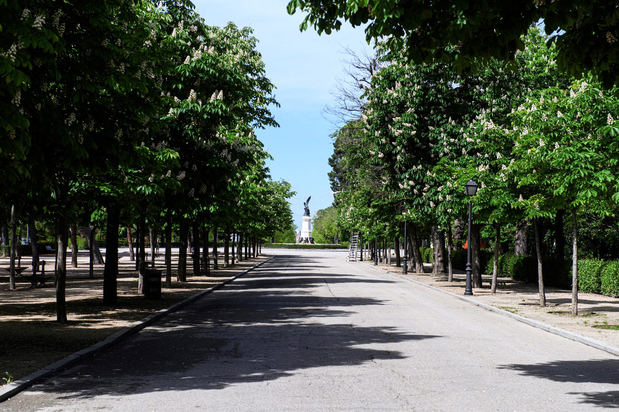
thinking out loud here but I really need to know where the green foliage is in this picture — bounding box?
[287,0,618,85]
[578,259,606,293]
[2,371,13,384]
[486,253,537,281]
[419,247,433,263]
[272,228,297,243]
[485,253,571,287]
[600,261,619,297]
[312,206,341,244]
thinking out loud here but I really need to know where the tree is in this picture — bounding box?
[313,206,341,243]
[287,0,618,85]
[508,79,618,311]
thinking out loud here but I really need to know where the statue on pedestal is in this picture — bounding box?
[299,196,314,244]
[303,196,311,217]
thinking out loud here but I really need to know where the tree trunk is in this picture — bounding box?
[177,221,188,282]
[187,228,192,256]
[571,210,578,316]
[150,227,156,268]
[127,226,135,261]
[359,235,363,261]
[408,228,423,273]
[192,224,200,275]
[534,220,546,306]
[55,215,68,323]
[491,224,500,294]
[134,224,140,271]
[231,233,236,265]
[224,231,230,266]
[446,227,453,282]
[70,223,78,268]
[237,233,243,261]
[203,227,209,276]
[514,219,528,256]
[431,226,446,276]
[29,218,39,285]
[213,227,218,269]
[9,205,16,290]
[138,216,146,270]
[89,225,94,279]
[394,237,401,267]
[103,203,119,305]
[165,213,172,287]
[471,223,482,288]
[245,234,249,260]
[1,225,8,258]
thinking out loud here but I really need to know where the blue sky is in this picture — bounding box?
[193,0,372,229]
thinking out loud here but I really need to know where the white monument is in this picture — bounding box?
[298,196,314,244]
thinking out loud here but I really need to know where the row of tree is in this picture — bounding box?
[326,27,618,315]
[1,1,294,322]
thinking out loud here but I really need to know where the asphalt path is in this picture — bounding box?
[4,249,618,411]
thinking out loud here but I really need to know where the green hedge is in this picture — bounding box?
[578,259,606,293]
[601,261,619,297]
[419,247,433,263]
[483,253,571,288]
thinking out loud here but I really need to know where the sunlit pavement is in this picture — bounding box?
[4,249,618,411]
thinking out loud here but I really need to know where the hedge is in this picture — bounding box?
[601,261,619,297]
[578,259,606,293]
[483,253,571,288]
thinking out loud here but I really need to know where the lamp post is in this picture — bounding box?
[464,179,478,295]
[403,220,408,274]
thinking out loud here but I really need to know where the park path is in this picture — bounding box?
[4,249,618,411]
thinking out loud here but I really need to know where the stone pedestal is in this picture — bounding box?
[298,215,314,244]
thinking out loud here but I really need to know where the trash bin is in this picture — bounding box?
[139,268,161,299]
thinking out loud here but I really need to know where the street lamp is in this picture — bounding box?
[464,179,478,295]
[403,220,408,274]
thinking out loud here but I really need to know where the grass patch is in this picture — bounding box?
[592,324,619,330]
[498,306,519,314]
[591,321,619,330]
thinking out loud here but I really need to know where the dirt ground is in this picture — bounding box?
[0,249,265,384]
[365,259,619,349]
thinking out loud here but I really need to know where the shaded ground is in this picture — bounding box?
[363,256,619,348]
[0,249,264,383]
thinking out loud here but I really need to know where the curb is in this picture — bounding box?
[0,256,274,403]
[362,262,619,358]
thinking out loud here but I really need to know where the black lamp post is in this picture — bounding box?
[403,220,408,274]
[464,179,478,295]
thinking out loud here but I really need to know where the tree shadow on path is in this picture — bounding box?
[499,359,619,407]
[29,255,440,401]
